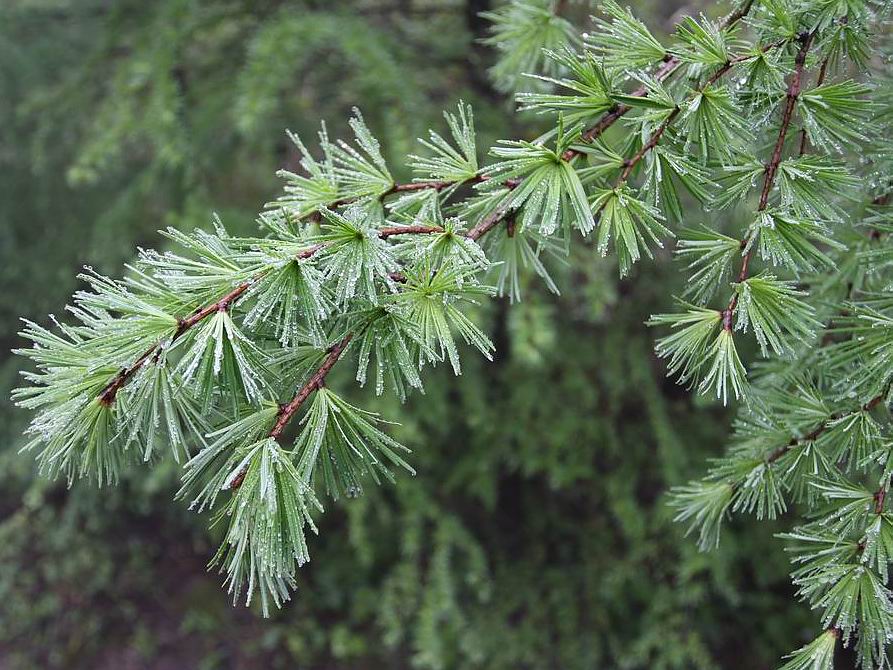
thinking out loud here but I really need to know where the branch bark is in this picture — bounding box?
[723,31,815,331]
[269,335,353,440]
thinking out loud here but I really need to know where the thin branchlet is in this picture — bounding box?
[95,179,488,407]
[723,31,816,332]
[766,387,890,466]
[269,335,352,440]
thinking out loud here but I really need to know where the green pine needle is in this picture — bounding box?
[733,274,821,356]
[593,186,672,278]
[699,329,747,405]
[778,630,838,670]
[293,388,414,500]
[587,0,667,70]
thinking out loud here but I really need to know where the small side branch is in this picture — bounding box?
[98,279,256,405]
[766,387,889,465]
[467,201,512,242]
[573,56,682,152]
[723,31,815,330]
[616,107,680,184]
[95,214,445,406]
[378,224,444,238]
[381,174,488,197]
[269,335,353,440]
[603,39,788,204]
[571,0,756,153]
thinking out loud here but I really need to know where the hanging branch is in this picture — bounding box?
[722,31,816,332]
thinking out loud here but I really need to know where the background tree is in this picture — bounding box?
[3,0,886,669]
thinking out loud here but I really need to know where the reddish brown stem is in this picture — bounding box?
[565,56,683,161]
[875,487,887,515]
[379,224,444,238]
[98,279,256,405]
[178,282,254,332]
[723,32,814,330]
[98,347,163,406]
[269,335,352,440]
[704,40,787,90]
[390,180,453,193]
[617,107,680,184]
[296,243,325,259]
[382,174,488,197]
[467,201,513,241]
[759,35,812,210]
[722,0,756,27]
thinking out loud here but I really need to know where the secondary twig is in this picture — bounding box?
[564,0,756,160]
[269,335,353,440]
[98,279,259,405]
[765,387,888,465]
[603,38,788,207]
[723,31,815,331]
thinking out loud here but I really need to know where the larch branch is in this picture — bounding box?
[100,0,763,419]
[765,386,889,466]
[604,39,788,205]
[269,335,353,440]
[95,180,462,407]
[566,0,756,158]
[723,31,815,331]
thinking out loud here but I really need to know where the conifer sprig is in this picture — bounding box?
[572,0,755,148]
[92,219,438,410]
[269,335,353,441]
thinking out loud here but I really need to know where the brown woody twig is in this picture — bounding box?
[723,31,815,331]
